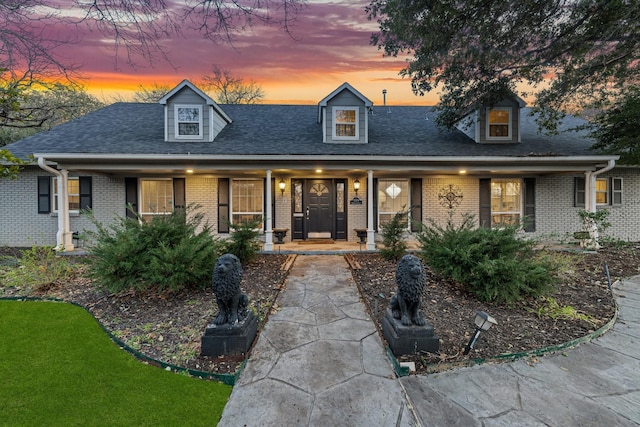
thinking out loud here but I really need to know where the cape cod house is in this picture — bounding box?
[2,80,638,251]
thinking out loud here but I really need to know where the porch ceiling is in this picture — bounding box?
[37,153,618,178]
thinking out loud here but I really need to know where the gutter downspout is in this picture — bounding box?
[37,157,73,251]
[583,159,616,248]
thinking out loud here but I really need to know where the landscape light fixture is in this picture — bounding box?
[279,179,286,197]
[463,310,497,355]
[353,179,360,196]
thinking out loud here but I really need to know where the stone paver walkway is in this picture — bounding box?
[218,254,415,426]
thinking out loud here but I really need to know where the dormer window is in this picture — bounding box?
[175,105,202,139]
[487,107,511,139]
[333,107,359,140]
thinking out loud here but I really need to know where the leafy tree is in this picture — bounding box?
[129,83,173,103]
[588,86,640,165]
[0,149,26,179]
[367,0,640,133]
[200,66,265,104]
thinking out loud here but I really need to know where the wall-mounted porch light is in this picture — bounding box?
[463,310,497,355]
[353,179,361,196]
[279,179,286,197]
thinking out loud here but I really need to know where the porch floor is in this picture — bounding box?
[262,239,420,254]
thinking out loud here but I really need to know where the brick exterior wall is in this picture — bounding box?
[3,168,640,248]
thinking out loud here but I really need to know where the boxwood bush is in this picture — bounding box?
[416,213,556,304]
[84,206,225,293]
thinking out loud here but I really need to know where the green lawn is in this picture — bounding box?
[0,300,231,426]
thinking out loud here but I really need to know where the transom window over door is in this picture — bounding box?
[491,179,521,225]
[232,179,264,226]
[487,107,511,139]
[378,179,409,228]
[175,105,202,139]
[141,179,173,220]
[333,107,359,140]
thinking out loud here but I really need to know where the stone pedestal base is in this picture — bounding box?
[382,310,440,356]
[201,312,258,357]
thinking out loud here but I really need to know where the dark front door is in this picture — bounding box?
[306,180,333,238]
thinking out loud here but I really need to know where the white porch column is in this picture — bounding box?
[367,169,375,250]
[584,171,596,213]
[37,158,74,251]
[59,169,74,251]
[264,169,273,251]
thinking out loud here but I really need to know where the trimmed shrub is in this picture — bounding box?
[223,217,263,264]
[416,213,556,304]
[84,206,224,293]
[379,209,409,261]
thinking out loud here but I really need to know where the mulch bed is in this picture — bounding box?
[2,245,639,376]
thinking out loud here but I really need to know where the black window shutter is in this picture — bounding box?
[611,178,623,206]
[523,178,536,232]
[125,177,138,218]
[410,178,422,232]
[479,178,491,228]
[79,177,92,210]
[270,178,275,229]
[38,176,51,214]
[218,178,230,233]
[173,178,186,212]
[372,178,378,231]
[574,177,585,207]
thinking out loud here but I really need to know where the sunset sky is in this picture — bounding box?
[56,1,439,106]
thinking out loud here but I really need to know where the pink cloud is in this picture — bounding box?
[43,1,429,104]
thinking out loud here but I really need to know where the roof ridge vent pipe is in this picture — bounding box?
[37,157,72,251]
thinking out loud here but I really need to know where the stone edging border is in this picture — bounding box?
[386,283,621,377]
[0,296,243,386]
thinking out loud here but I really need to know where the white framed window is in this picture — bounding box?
[232,179,264,227]
[378,179,409,229]
[491,179,521,225]
[53,177,80,213]
[486,107,511,139]
[140,179,173,220]
[595,178,609,205]
[574,177,623,207]
[175,105,203,139]
[333,107,359,140]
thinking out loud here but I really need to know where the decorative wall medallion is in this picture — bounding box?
[438,185,464,209]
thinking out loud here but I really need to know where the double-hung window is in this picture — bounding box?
[175,105,202,139]
[378,179,409,228]
[491,179,521,225]
[232,179,264,227]
[487,107,511,139]
[333,107,359,140]
[575,177,623,206]
[52,177,80,213]
[140,179,173,220]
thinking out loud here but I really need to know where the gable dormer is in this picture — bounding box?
[317,82,373,144]
[455,94,526,144]
[159,80,232,142]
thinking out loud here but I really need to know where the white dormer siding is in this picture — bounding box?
[160,80,231,143]
[454,110,477,141]
[318,82,372,144]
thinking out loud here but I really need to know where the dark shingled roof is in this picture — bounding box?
[5,102,601,159]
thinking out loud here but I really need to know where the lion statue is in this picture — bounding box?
[212,253,248,325]
[390,254,427,326]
